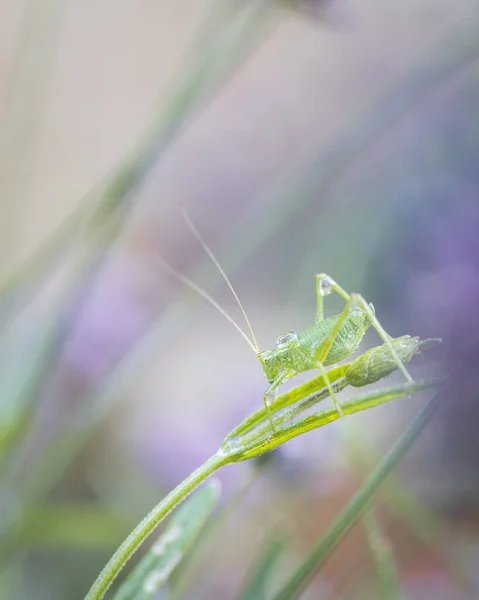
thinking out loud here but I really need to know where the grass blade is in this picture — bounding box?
[238,536,287,600]
[226,379,438,461]
[271,396,439,600]
[363,508,403,600]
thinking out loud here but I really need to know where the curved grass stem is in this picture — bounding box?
[84,452,229,600]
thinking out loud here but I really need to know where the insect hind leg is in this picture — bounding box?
[317,274,414,384]
[351,293,413,383]
[316,360,344,417]
[314,291,354,417]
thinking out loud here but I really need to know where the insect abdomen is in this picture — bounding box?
[299,310,369,367]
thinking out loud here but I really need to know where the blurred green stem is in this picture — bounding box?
[0,0,277,321]
[363,508,403,600]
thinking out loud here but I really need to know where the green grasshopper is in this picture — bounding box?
[159,211,413,434]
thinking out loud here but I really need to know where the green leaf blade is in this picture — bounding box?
[238,536,287,600]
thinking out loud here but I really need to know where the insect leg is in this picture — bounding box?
[316,360,344,417]
[264,369,295,435]
[317,274,413,383]
[350,294,413,383]
[317,298,352,364]
[315,274,325,323]
[314,297,353,417]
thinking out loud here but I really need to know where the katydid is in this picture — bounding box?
[158,210,413,434]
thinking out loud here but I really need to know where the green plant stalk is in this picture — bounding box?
[85,378,437,600]
[226,380,436,461]
[113,481,220,600]
[348,440,472,594]
[271,396,439,600]
[0,315,61,460]
[238,536,287,600]
[363,508,403,600]
[84,454,228,600]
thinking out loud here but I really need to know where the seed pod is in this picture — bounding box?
[346,336,441,388]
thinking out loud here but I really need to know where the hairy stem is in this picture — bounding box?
[84,452,229,600]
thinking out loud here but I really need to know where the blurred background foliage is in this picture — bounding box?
[1,0,479,598]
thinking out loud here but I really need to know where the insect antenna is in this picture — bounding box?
[180,208,261,355]
[156,255,259,354]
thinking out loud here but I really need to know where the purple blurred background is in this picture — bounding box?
[1,1,479,598]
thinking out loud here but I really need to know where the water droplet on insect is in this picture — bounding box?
[319,276,333,297]
[350,297,361,311]
[276,331,298,347]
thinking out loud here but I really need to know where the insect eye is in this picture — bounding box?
[276,331,298,347]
